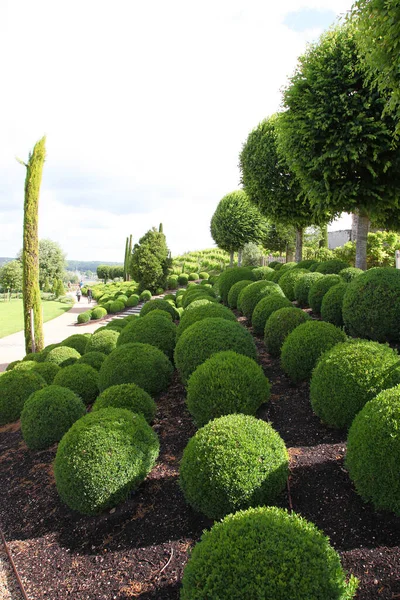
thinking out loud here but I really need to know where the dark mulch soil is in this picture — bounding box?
[1,312,400,599]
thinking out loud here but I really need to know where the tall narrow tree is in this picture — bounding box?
[17,136,46,353]
[127,234,132,281]
[124,236,129,281]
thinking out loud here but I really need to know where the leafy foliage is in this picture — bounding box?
[308,275,342,314]
[130,228,171,293]
[339,267,363,283]
[251,294,292,336]
[44,346,81,367]
[117,313,176,359]
[53,363,99,406]
[139,298,179,320]
[278,268,308,301]
[0,260,23,294]
[0,370,47,425]
[85,329,119,355]
[177,303,236,340]
[77,311,92,324]
[320,283,348,327]
[92,383,156,423]
[61,334,91,355]
[294,272,324,307]
[315,260,349,275]
[264,307,311,357]
[227,279,253,309]
[217,267,256,303]
[237,280,284,321]
[78,351,107,371]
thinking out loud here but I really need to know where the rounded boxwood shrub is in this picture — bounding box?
[20,386,86,450]
[0,370,47,425]
[308,274,342,314]
[99,342,174,395]
[315,259,349,274]
[342,267,400,342]
[22,352,42,363]
[117,313,176,359]
[140,298,179,320]
[116,294,128,305]
[92,383,156,423]
[53,363,99,406]
[104,321,125,332]
[218,267,257,303]
[295,259,318,269]
[252,295,292,336]
[167,275,179,289]
[264,307,311,357]
[139,290,152,302]
[176,303,237,340]
[174,318,257,385]
[181,506,358,600]
[61,334,90,355]
[308,262,321,272]
[126,294,140,307]
[5,360,22,371]
[200,280,210,286]
[183,298,213,312]
[320,282,348,327]
[310,340,400,429]
[91,307,107,320]
[199,272,209,280]
[268,260,280,269]
[109,300,125,314]
[227,279,253,309]
[31,362,61,384]
[45,346,81,367]
[183,293,217,310]
[237,280,284,321]
[339,267,363,283]
[180,414,288,519]
[187,351,270,427]
[78,351,107,371]
[281,321,347,383]
[252,266,274,280]
[178,274,189,286]
[188,272,199,281]
[13,360,36,373]
[294,272,324,307]
[54,408,159,515]
[155,287,165,295]
[163,293,176,304]
[85,329,119,355]
[142,308,173,321]
[278,268,309,301]
[77,311,92,324]
[346,386,400,515]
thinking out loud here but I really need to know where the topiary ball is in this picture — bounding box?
[264,307,311,357]
[227,279,253,308]
[92,383,156,423]
[199,272,209,280]
[116,313,176,359]
[31,362,61,384]
[91,307,107,320]
[186,351,270,427]
[346,386,400,515]
[179,415,288,519]
[278,268,309,301]
[61,334,91,355]
[237,280,284,321]
[320,282,348,327]
[181,506,358,600]
[188,272,200,281]
[183,298,213,312]
[294,272,324,307]
[53,363,99,406]
[217,267,257,303]
[167,275,179,289]
[22,352,42,363]
[178,274,189,286]
[20,385,86,450]
[0,370,47,425]
[339,267,363,283]
[139,290,152,302]
[252,295,292,336]
[77,351,107,371]
[77,311,92,324]
[308,274,342,314]
[142,308,173,321]
[252,266,275,280]
[294,259,318,269]
[139,298,179,320]
[45,346,81,367]
[54,408,159,515]
[176,303,236,340]
[12,361,36,373]
[174,318,257,385]
[315,259,349,274]
[310,340,400,429]
[109,300,125,314]
[85,329,119,355]
[126,294,140,307]
[99,342,174,395]
[342,267,400,342]
[281,321,347,383]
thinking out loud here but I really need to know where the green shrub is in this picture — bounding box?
[264,307,310,357]
[104,321,125,332]
[339,267,363,283]
[199,272,209,280]
[187,351,270,427]
[117,313,176,359]
[116,294,128,305]
[320,282,347,327]
[218,267,257,303]
[294,272,324,307]
[180,414,288,519]
[163,293,176,304]
[200,280,210,286]
[61,334,90,355]
[139,290,152,302]
[252,295,292,336]
[126,294,140,307]
[77,311,92,324]
[45,346,81,367]
[92,383,156,423]
[184,298,213,312]
[167,275,179,289]
[178,274,189,286]
[176,303,237,340]
[99,342,174,395]
[12,360,36,373]
[181,286,216,309]
[142,308,172,321]
[54,408,159,515]
[315,259,349,274]
[78,351,107,371]
[109,300,124,314]
[85,329,119,355]
[346,386,400,516]
[227,279,253,309]
[237,280,284,321]
[174,318,257,385]
[308,274,341,314]
[295,259,318,269]
[155,287,165,295]
[278,268,309,301]
[139,298,179,320]
[181,506,358,600]
[308,262,320,272]
[53,363,99,406]
[5,360,22,371]
[281,321,347,383]
[188,272,199,281]
[31,362,61,384]
[22,352,42,362]
[20,386,86,450]
[342,267,400,342]
[310,340,400,429]
[268,261,280,269]
[0,370,47,425]
[252,266,274,280]
[91,307,107,320]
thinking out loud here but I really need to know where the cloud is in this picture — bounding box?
[283,8,337,33]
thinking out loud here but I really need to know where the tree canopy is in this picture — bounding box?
[130,227,171,292]
[0,260,23,295]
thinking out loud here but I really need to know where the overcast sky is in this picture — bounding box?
[3,0,354,262]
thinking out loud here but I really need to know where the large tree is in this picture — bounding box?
[0,260,23,297]
[210,190,263,266]
[130,227,171,292]
[38,239,66,288]
[277,24,400,269]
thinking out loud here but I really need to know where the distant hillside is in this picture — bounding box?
[0,257,13,267]
[66,260,123,272]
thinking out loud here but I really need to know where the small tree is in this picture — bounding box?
[261,223,296,259]
[97,265,111,283]
[0,260,23,298]
[130,227,171,292]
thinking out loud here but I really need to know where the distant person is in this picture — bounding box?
[76,288,82,302]
[79,281,83,288]
[87,288,92,303]
[67,281,71,290]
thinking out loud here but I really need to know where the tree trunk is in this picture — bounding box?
[21,137,46,353]
[351,212,358,242]
[319,224,328,248]
[229,250,234,267]
[295,228,303,262]
[355,212,369,270]
[238,248,243,267]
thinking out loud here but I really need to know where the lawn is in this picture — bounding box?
[0,298,72,338]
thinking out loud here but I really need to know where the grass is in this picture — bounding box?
[0,298,73,339]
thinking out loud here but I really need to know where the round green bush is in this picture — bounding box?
[140,298,179,320]
[187,351,270,427]
[183,293,217,309]
[227,279,253,309]
[294,272,324,307]
[53,363,99,406]
[308,262,321,272]
[163,293,176,304]
[31,362,61,384]
[237,280,284,321]
[278,268,309,301]
[142,308,173,321]
[0,370,47,425]
[252,266,274,280]
[295,259,318,269]
[281,321,347,383]
[85,329,119,355]
[342,267,400,342]
[117,313,176,359]
[310,340,400,429]
[315,259,349,274]
[13,360,36,373]
[37,344,60,362]
[268,261,281,269]
[308,274,342,314]
[20,386,86,450]
[116,294,128,305]
[99,342,174,395]
[181,506,358,600]
[178,274,189,286]
[104,321,125,332]
[54,408,159,515]
[139,290,152,302]
[91,307,107,320]
[92,383,156,423]
[199,272,209,280]
[167,275,179,289]
[339,267,363,282]
[176,303,237,341]
[22,352,42,362]
[5,360,22,371]
[180,414,288,519]
[45,346,81,367]
[183,298,213,312]
[346,386,400,515]
[78,351,106,371]
[200,280,210,286]
[109,300,124,314]
[61,334,90,355]
[126,294,140,307]
[174,318,257,385]
[218,267,257,303]
[264,307,311,357]
[188,273,199,281]
[320,282,348,327]
[77,311,92,324]
[252,295,292,336]
[155,287,165,295]
[181,286,216,309]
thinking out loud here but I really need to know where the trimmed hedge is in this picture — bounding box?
[308,274,341,314]
[310,340,400,429]
[53,364,99,406]
[252,295,292,336]
[183,298,213,312]
[281,321,347,383]
[186,351,270,427]
[92,383,156,423]
[109,300,125,314]
[174,318,257,385]
[54,408,159,515]
[339,267,363,283]
[178,274,189,286]
[139,290,152,302]
[61,334,90,355]
[199,272,209,280]
[0,370,47,425]
[227,279,253,309]
[85,329,119,355]
[264,307,311,357]
[176,303,236,340]
[237,280,284,321]
[181,506,358,600]
[45,346,81,367]
[167,275,179,289]
[320,282,348,327]
[218,267,257,303]
[126,294,140,307]
[91,307,107,320]
[117,313,176,359]
[294,272,324,307]
[142,308,173,321]
[252,266,274,280]
[30,362,61,384]
[294,259,318,269]
[315,259,349,274]
[78,351,107,371]
[77,311,92,324]
[188,273,199,281]
[278,268,309,301]
[20,385,86,450]
[179,414,288,519]
[139,298,179,320]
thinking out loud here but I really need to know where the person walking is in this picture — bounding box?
[76,287,82,303]
[87,288,92,303]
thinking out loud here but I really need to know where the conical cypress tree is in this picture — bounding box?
[159,223,163,233]
[128,234,132,281]
[124,236,129,281]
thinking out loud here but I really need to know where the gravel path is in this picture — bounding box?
[0,543,24,600]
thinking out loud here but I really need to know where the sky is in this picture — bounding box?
[3,0,354,262]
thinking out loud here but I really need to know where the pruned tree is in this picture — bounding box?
[130,227,171,292]
[261,223,296,259]
[97,264,111,283]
